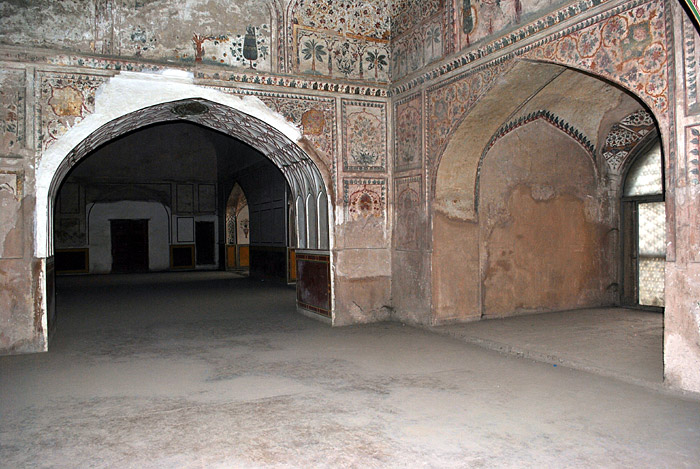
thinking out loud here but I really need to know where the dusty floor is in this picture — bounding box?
[1,272,699,468]
[431,308,664,388]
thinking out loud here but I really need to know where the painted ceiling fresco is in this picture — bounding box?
[291,0,392,39]
[0,0,274,70]
[0,0,622,84]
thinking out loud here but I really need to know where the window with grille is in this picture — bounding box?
[623,140,665,307]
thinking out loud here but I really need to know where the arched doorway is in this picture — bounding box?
[225,184,250,271]
[36,77,333,343]
[621,138,665,308]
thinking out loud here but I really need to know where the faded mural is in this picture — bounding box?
[394,93,422,172]
[0,69,25,156]
[36,72,112,151]
[0,170,24,259]
[394,175,422,250]
[0,0,275,71]
[344,178,386,220]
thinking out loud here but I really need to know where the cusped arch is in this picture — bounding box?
[432,60,565,221]
[432,58,666,221]
[474,110,598,214]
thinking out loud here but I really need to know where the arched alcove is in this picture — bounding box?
[431,60,653,323]
[478,119,605,318]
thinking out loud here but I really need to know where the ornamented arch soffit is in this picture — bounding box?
[51,99,324,199]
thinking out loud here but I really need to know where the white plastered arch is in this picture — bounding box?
[36,70,331,258]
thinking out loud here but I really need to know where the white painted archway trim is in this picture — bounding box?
[35,70,303,258]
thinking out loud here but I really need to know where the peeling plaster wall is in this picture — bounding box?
[480,120,614,317]
[0,0,275,71]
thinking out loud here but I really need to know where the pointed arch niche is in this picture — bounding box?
[431,61,657,323]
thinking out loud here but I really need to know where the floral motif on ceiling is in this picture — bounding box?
[291,0,391,39]
[525,0,669,115]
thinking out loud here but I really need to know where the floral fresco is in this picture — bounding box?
[290,0,392,39]
[0,68,25,155]
[394,93,422,172]
[394,175,422,250]
[344,178,386,220]
[36,71,112,151]
[295,28,390,82]
[525,0,669,114]
[342,100,386,172]
[290,0,391,82]
[192,25,271,70]
[392,19,444,80]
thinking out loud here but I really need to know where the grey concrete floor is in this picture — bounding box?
[430,308,664,388]
[1,272,699,468]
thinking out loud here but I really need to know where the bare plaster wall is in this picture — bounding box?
[431,215,480,323]
[431,119,614,324]
[480,120,613,316]
[88,200,171,273]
